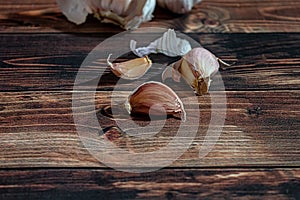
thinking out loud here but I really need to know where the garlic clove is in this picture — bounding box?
[125,81,186,121]
[183,47,219,78]
[157,0,202,14]
[130,29,192,57]
[162,47,219,96]
[56,0,156,30]
[107,54,152,80]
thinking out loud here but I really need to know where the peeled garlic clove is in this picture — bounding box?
[56,0,156,30]
[107,54,152,80]
[157,0,202,14]
[130,29,192,57]
[162,47,219,95]
[125,81,186,121]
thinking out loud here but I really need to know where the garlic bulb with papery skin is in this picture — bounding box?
[157,0,202,14]
[130,29,192,57]
[162,47,219,95]
[125,81,186,121]
[56,0,156,30]
[56,0,90,25]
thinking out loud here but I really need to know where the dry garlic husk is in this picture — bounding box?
[125,81,186,121]
[130,29,192,57]
[107,54,152,80]
[162,47,219,95]
[157,0,201,14]
[56,0,156,30]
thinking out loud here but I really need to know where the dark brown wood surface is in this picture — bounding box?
[0,90,299,168]
[0,0,299,199]
[0,169,299,200]
[0,33,299,91]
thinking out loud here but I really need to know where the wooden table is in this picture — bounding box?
[0,0,299,199]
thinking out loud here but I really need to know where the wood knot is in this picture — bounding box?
[204,18,220,28]
[102,126,125,142]
[247,106,262,116]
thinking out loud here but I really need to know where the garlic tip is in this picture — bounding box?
[107,54,114,69]
[124,98,132,114]
[216,57,232,67]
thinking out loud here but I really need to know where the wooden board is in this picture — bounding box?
[0,33,299,91]
[0,91,299,168]
[0,169,299,199]
[0,0,300,33]
[0,0,300,199]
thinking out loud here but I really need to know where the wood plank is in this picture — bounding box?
[0,33,299,91]
[0,91,299,168]
[0,0,300,33]
[1,1,299,198]
[0,169,299,199]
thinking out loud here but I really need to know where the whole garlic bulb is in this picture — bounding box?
[56,0,156,30]
[157,0,202,14]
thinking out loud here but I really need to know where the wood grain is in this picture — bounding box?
[0,0,299,33]
[0,33,299,91]
[0,169,299,199]
[0,91,299,168]
[1,1,300,198]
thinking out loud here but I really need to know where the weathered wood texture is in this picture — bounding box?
[0,0,300,33]
[0,1,300,198]
[0,169,299,200]
[0,91,299,168]
[0,33,299,91]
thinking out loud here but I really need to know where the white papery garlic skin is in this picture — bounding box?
[56,0,156,30]
[162,47,219,95]
[56,0,91,25]
[130,29,192,57]
[157,0,202,14]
